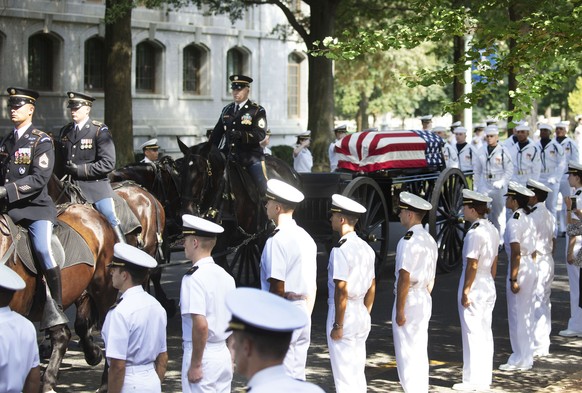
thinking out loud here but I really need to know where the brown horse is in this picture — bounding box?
[110,181,173,316]
[4,203,117,392]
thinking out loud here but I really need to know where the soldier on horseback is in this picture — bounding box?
[56,92,126,243]
[209,75,268,193]
[0,87,68,329]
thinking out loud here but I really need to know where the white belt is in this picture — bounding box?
[126,363,154,374]
[486,173,502,180]
[183,340,226,349]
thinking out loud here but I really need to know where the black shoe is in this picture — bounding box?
[559,231,566,238]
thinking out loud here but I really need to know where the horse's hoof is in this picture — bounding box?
[85,348,103,366]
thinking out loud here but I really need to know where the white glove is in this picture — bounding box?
[548,177,556,185]
[493,180,504,190]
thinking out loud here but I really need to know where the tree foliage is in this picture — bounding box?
[314,0,582,121]
[568,77,582,116]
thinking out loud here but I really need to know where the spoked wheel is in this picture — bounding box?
[428,168,468,273]
[342,177,389,276]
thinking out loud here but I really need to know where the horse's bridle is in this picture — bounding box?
[181,153,215,216]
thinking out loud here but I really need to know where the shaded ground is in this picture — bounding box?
[47,235,582,392]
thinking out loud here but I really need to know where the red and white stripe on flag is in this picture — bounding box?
[336,131,428,172]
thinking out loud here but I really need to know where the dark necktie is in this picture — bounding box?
[13,129,18,140]
[235,104,240,113]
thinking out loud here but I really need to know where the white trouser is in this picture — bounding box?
[122,364,161,393]
[457,271,496,387]
[566,236,582,331]
[392,289,431,393]
[533,253,554,354]
[283,299,311,381]
[542,179,561,228]
[558,177,573,232]
[181,341,232,393]
[326,301,371,393]
[483,186,506,245]
[505,255,537,368]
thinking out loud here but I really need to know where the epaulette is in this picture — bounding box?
[335,238,347,248]
[92,120,103,127]
[470,222,480,230]
[530,206,537,212]
[268,228,279,238]
[31,129,53,145]
[576,190,582,196]
[185,265,199,276]
[403,230,413,240]
[513,211,520,219]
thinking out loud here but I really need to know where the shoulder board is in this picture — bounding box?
[249,101,259,107]
[335,238,347,248]
[576,190,582,196]
[268,228,279,238]
[91,120,103,127]
[185,265,199,276]
[31,129,53,143]
[470,222,480,230]
[530,206,537,212]
[403,230,413,240]
[513,211,520,219]
[109,297,123,310]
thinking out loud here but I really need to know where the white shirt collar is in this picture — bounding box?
[15,124,32,139]
[76,117,90,131]
[248,364,287,389]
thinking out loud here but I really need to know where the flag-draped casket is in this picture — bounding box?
[335,130,445,172]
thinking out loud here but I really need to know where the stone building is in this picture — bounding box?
[0,0,308,156]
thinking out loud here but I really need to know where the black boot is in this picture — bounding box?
[113,225,126,244]
[41,266,69,330]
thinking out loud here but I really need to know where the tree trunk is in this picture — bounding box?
[453,35,464,123]
[358,91,369,130]
[306,0,339,171]
[104,0,134,167]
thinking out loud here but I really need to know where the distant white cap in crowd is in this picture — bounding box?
[329,194,366,216]
[453,126,467,134]
[420,115,433,122]
[462,189,492,204]
[182,214,224,237]
[526,179,552,193]
[451,121,462,128]
[0,263,25,291]
[297,130,311,138]
[515,122,531,132]
[567,161,582,174]
[140,138,159,150]
[226,287,307,334]
[485,125,499,135]
[474,123,486,129]
[505,181,535,198]
[432,126,448,133]
[538,123,554,132]
[556,121,570,129]
[266,179,304,205]
[110,243,157,269]
[399,191,432,212]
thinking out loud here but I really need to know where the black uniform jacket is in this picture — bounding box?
[210,100,267,167]
[57,118,115,203]
[0,124,57,224]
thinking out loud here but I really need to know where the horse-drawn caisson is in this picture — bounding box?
[168,129,469,288]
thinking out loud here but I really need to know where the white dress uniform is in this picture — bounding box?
[443,142,459,168]
[473,143,513,244]
[529,200,556,356]
[558,137,580,233]
[245,365,325,393]
[503,207,538,369]
[509,140,541,185]
[329,141,339,171]
[564,186,582,333]
[327,231,375,393]
[457,218,499,388]
[456,142,476,172]
[102,286,167,392]
[537,139,565,223]
[294,148,313,173]
[393,223,438,393]
[260,218,317,380]
[0,306,39,393]
[181,256,236,393]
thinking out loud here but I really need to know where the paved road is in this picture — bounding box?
[47,229,582,392]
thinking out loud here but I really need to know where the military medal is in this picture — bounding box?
[241,113,252,125]
[18,167,25,175]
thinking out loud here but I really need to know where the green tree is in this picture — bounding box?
[568,77,582,117]
[315,0,582,121]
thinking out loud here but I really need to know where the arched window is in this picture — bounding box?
[84,36,106,91]
[183,45,202,94]
[136,41,162,92]
[226,47,248,93]
[28,34,55,91]
[288,52,304,118]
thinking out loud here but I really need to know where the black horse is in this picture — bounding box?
[177,138,301,286]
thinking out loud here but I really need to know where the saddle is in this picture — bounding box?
[1,211,94,275]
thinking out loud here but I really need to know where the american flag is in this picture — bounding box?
[336,130,445,172]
